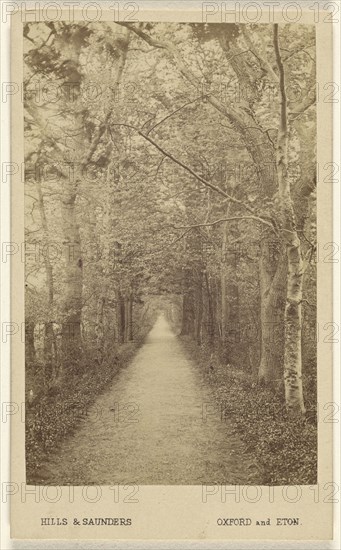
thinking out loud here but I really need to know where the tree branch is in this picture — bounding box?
[274,24,288,138]
[108,122,269,221]
[117,22,277,197]
[146,95,203,135]
[174,216,277,234]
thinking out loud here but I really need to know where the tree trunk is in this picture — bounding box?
[204,271,215,344]
[96,296,105,362]
[221,221,228,341]
[258,239,286,384]
[117,291,125,343]
[128,292,134,341]
[61,188,83,358]
[60,26,133,359]
[35,175,55,376]
[218,30,286,382]
[44,322,55,379]
[180,268,196,336]
[195,270,203,344]
[274,24,305,415]
[58,29,86,361]
[25,320,35,364]
[284,240,305,414]
[124,296,129,343]
[212,276,220,342]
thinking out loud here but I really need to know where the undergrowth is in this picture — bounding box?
[182,338,317,485]
[26,340,143,483]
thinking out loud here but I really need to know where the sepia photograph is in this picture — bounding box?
[23,18,318,488]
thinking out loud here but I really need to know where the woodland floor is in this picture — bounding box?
[37,314,259,485]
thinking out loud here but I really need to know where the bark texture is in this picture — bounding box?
[274,24,305,415]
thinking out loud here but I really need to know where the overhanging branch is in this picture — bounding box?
[174,216,277,234]
[108,122,273,223]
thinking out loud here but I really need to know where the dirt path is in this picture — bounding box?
[39,315,254,485]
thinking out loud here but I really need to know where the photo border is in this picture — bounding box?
[5,1,338,545]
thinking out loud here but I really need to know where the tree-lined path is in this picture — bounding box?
[25,21,317,485]
[39,315,252,485]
